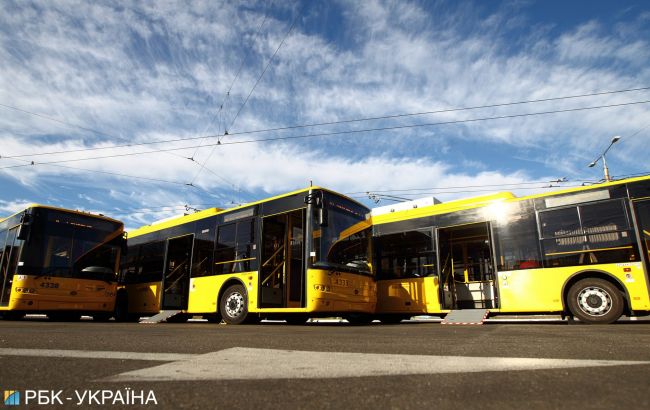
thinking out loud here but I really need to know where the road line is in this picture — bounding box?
[0,348,196,362]
[106,347,650,381]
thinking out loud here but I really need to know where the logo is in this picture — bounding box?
[4,390,20,406]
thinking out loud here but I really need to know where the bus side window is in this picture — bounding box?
[234,219,256,273]
[214,223,236,274]
[138,242,165,283]
[375,229,435,280]
[539,199,637,267]
[191,238,214,277]
[120,244,140,284]
[494,208,542,271]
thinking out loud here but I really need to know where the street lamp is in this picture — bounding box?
[588,136,621,182]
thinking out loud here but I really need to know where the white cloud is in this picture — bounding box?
[1,0,649,226]
[0,199,34,216]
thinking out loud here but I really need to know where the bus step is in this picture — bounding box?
[139,310,183,324]
[441,309,489,325]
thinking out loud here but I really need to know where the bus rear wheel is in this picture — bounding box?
[0,311,25,321]
[220,284,249,325]
[567,278,624,324]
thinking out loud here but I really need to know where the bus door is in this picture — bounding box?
[437,222,497,309]
[260,209,305,308]
[161,234,193,310]
[633,200,650,276]
[0,227,21,307]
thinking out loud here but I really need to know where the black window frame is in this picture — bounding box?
[537,198,638,267]
[374,227,437,280]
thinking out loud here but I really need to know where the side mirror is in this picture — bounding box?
[17,213,32,241]
[318,206,328,227]
[306,191,327,225]
[304,193,323,207]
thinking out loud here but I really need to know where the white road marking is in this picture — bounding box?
[106,347,650,381]
[0,348,196,362]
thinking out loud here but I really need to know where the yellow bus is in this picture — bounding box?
[0,205,125,321]
[371,175,650,324]
[117,187,375,324]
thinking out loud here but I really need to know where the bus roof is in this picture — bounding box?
[0,203,123,226]
[128,186,368,239]
[371,174,650,226]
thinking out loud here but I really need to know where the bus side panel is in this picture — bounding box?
[9,275,116,312]
[497,269,564,312]
[497,262,650,312]
[187,272,257,314]
[187,270,377,314]
[611,262,650,311]
[125,282,161,314]
[376,277,441,314]
[306,269,376,314]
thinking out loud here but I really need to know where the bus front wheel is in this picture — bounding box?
[345,313,374,325]
[567,278,624,324]
[47,312,81,322]
[220,284,249,325]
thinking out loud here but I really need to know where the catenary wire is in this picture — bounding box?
[2,99,648,170]
[190,5,302,185]
[344,179,570,194]
[190,4,270,160]
[1,86,647,160]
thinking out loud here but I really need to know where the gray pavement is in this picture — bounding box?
[1,318,649,409]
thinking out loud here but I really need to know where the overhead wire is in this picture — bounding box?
[190,4,302,186]
[345,178,570,194]
[0,102,195,166]
[4,157,191,186]
[350,183,589,201]
[2,98,649,170]
[189,4,270,160]
[1,85,647,160]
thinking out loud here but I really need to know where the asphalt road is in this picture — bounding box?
[1,318,650,409]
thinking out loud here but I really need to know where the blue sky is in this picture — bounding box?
[1,0,649,229]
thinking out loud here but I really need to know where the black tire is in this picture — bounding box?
[93,313,112,322]
[378,315,404,325]
[345,313,374,326]
[114,293,129,322]
[285,315,308,326]
[220,284,249,325]
[567,278,624,324]
[0,311,25,321]
[48,312,82,322]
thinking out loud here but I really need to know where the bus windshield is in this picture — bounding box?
[19,209,123,282]
[311,193,372,275]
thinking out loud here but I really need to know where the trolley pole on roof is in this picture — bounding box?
[588,135,620,182]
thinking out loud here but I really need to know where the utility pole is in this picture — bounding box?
[588,136,620,182]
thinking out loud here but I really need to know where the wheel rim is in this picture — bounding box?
[576,286,612,317]
[225,292,244,318]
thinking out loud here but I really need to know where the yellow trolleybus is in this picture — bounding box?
[371,175,650,324]
[117,187,374,324]
[0,205,125,321]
